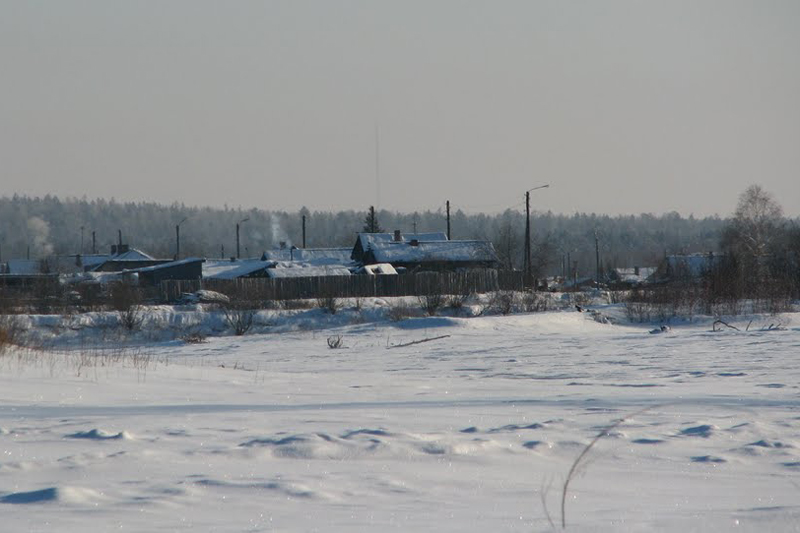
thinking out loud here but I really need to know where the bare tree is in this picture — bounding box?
[722,184,784,259]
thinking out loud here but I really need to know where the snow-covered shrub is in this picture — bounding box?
[222,305,255,336]
[281,299,315,310]
[317,293,341,315]
[387,301,420,321]
[181,331,208,344]
[489,291,516,316]
[0,314,22,352]
[418,292,444,316]
[445,291,472,315]
[118,305,145,331]
[522,291,548,312]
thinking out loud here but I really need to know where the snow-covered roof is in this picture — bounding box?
[663,254,722,278]
[265,262,352,279]
[6,259,41,275]
[203,259,272,280]
[260,247,353,265]
[365,240,499,265]
[356,263,398,275]
[613,267,657,283]
[111,248,155,261]
[356,232,448,254]
[129,257,204,273]
[79,255,111,269]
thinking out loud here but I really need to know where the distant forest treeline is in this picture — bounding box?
[1,194,729,276]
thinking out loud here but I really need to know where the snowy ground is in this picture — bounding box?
[1,300,799,532]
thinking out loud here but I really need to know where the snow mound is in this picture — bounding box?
[678,424,717,438]
[66,429,131,440]
[239,429,518,460]
[194,478,320,499]
[1,486,104,505]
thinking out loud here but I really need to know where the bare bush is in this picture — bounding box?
[522,291,548,313]
[0,314,23,352]
[572,292,593,308]
[223,305,255,336]
[181,331,208,344]
[418,292,444,316]
[624,300,651,323]
[317,294,341,315]
[110,282,145,331]
[327,335,344,349]
[281,299,315,310]
[446,292,471,314]
[489,291,516,315]
[387,301,420,321]
[118,305,145,331]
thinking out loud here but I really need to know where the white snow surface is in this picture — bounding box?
[1,302,799,532]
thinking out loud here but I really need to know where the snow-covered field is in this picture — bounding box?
[1,300,799,532]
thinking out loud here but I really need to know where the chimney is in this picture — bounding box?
[393,230,402,242]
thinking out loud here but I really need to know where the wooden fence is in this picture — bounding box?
[160,270,524,303]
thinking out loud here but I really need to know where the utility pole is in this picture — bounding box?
[594,230,600,288]
[176,217,187,260]
[524,191,531,288]
[524,184,550,289]
[446,201,451,240]
[92,231,96,254]
[302,215,306,248]
[118,230,122,247]
[567,251,571,284]
[80,226,84,255]
[236,217,249,259]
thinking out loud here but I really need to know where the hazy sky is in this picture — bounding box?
[2,1,799,217]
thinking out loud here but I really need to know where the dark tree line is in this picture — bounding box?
[1,194,739,277]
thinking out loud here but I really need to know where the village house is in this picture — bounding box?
[352,231,500,272]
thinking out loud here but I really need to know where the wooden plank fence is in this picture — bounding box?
[160,270,523,303]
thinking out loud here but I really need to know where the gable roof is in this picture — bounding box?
[203,259,272,280]
[364,240,499,266]
[352,232,449,261]
[129,257,205,273]
[265,262,352,279]
[5,259,42,275]
[260,247,353,264]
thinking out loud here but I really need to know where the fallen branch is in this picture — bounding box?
[387,335,450,349]
[713,319,740,332]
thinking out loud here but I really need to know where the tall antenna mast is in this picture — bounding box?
[375,124,381,209]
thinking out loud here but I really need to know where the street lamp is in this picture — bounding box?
[176,217,188,260]
[236,217,250,259]
[524,184,550,288]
